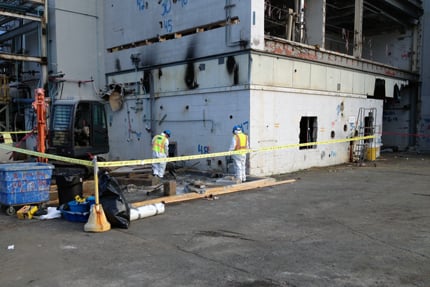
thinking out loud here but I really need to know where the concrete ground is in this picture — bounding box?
[0,151,429,287]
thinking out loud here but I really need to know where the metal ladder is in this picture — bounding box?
[353,107,377,164]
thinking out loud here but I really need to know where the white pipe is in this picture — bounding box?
[129,203,165,221]
[299,0,305,43]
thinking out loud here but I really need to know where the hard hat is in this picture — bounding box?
[232,125,241,133]
[163,130,171,137]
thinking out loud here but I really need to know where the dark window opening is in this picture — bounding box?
[373,78,385,99]
[299,116,317,149]
[364,113,374,143]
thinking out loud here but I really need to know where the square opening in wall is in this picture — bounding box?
[299,116,317,149]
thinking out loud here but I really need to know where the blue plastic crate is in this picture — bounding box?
[0,162,54,206]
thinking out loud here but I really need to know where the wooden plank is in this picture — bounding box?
[130,178,296,208]
[132,192,204,207]
[203,178,275,196]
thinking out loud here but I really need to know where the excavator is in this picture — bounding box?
[33,88,109,168]
[0,89,109,215]
[47,99,109,159]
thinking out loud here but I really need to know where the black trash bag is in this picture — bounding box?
[98,171,130,229]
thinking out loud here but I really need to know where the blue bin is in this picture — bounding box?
[0,162,54,206]
[68,200,91,213]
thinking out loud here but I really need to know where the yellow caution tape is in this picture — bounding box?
[0,135,375,168]
[0,144,93,166]
[0,130,33,135]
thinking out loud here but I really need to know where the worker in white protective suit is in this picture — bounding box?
[152,130,171,178]
[229,125,249,182]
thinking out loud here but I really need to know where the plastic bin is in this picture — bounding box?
[59,204,90,223]
[56,173,83,206]
[67,197,94,213]
[0,162,54,208]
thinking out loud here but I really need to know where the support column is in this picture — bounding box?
[305,0,325,48]
[353,0,363,58]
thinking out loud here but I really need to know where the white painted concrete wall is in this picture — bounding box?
[248,54,384,175]
[249,89,383,176]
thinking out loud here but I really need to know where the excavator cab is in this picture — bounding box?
[48,100,109,158]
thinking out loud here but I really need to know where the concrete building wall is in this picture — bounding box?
[101,0,410,176]
[103,0,258,74]
[48,0,104,101]
[248,53,384,175]
[382,86,416,151]
[106,89,251,170]
[249,89,383,176]
[105,47,388,175]
[362,31,417,71]
[106,53,251,166]
[1,0,423,174]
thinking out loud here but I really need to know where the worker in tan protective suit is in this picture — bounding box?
[152,130,171,178]
[229,125,249,183]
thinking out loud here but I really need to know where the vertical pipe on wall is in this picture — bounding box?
[225,0,241,47]
[287,8,293,41]
[322,0,326,49]
[41,0,48,87]
[149,71,155,139]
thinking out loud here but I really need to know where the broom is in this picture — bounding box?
[84,156,111,232]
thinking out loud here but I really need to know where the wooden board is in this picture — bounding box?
[131,178,296,208]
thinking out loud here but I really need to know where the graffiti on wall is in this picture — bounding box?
[237,120,249,133]
[383,110,399,122]
[195,120,249,154]
[137,0,146,11]
[198,144,210,154]
[137,0,189,33]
